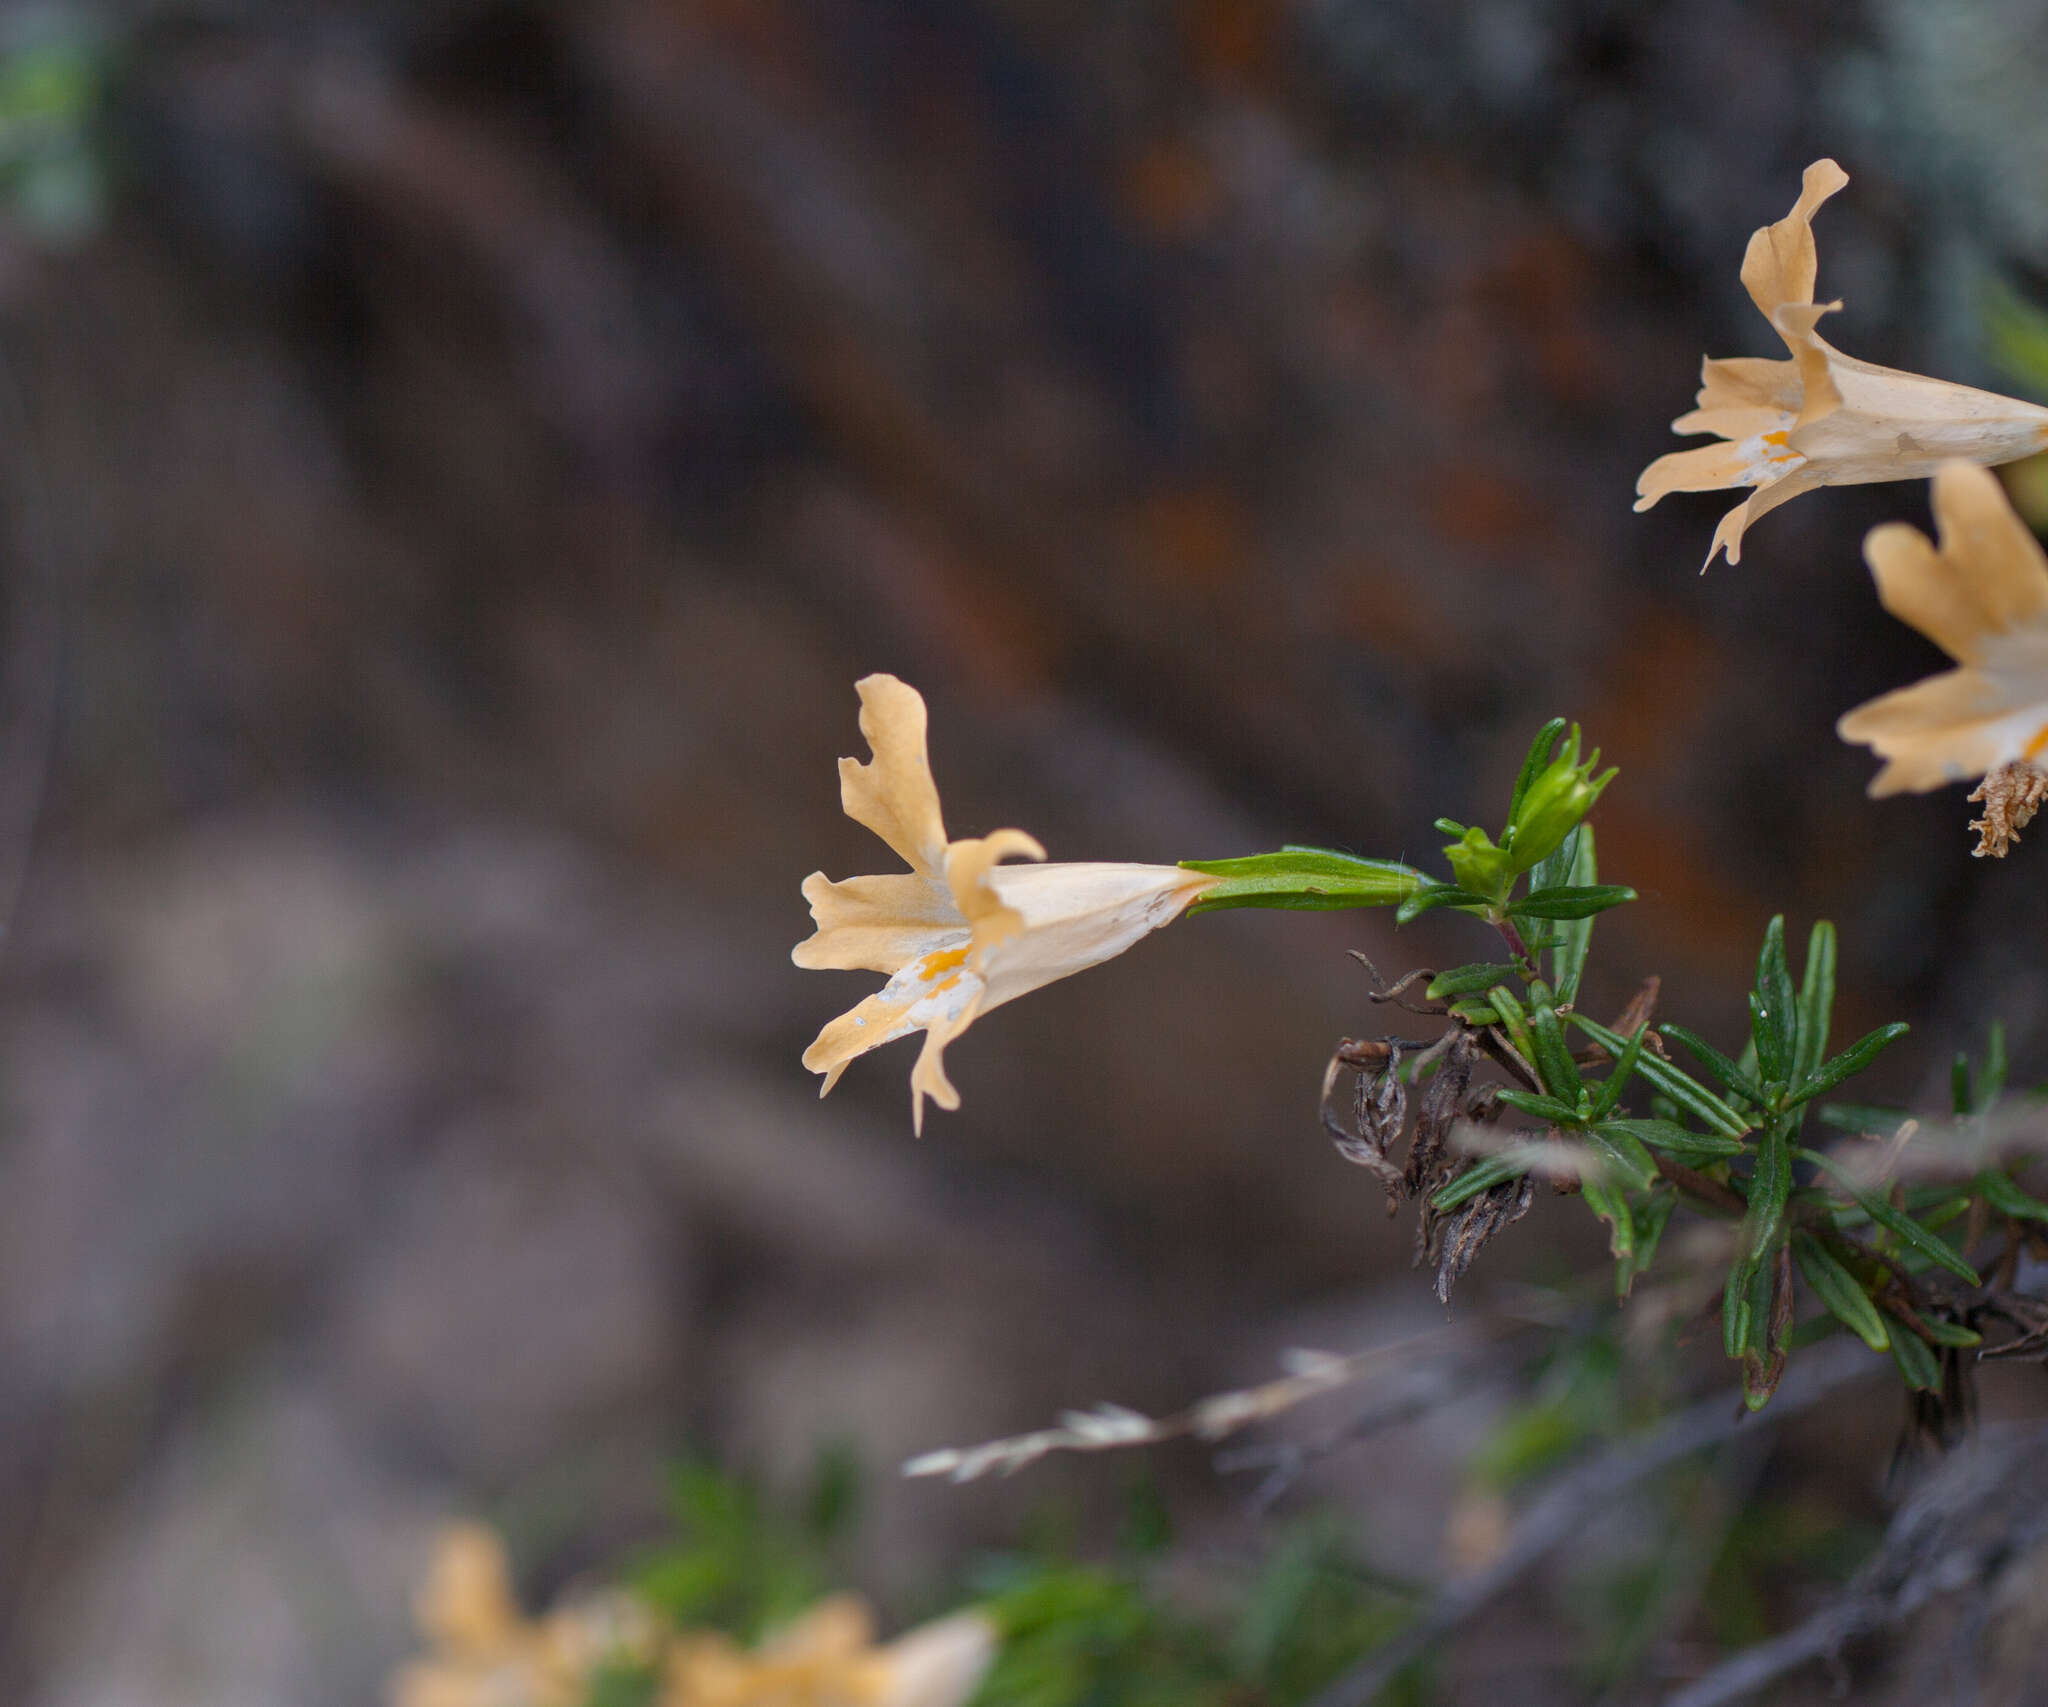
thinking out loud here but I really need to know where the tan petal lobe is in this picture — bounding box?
[838,674,950,874]
[1635,439,1767,509]
[1705,465,1822,567]
[943,827,1046,950]
[1692,354,1803,417]
[793,870,962,973]
[1773,303,1844,424]
[761,1595,875,1660]
[909,992,981,1136]
[880,1611,999,1707]
[1837,666,2037,794]
[1740,157,1848,331]
[1929,460,2048,638]
[414,1524,523,1655]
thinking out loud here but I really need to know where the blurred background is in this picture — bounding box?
[4,1,2048,1701]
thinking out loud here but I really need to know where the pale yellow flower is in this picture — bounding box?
[389,1523,662,1707]
[1837,461,2048,808]
[795,674,1217,1132]
[1636,159,2048,567]
[664,1595,995,1707]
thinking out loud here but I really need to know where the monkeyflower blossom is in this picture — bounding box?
[795,674,1218,1131]
[1837,461,2048,855]
[1636,158,2048,567]
[389,1524,996,1707]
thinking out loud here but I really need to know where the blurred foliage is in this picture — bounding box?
[0,8,105,241]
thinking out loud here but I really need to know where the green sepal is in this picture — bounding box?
[1800,1149,1982,1284]
[1427,962,1523,1001]
[1442,826,1513,902]
[1659,1023,1765,1107]
[1571,1015,1751,1139]
[1790,1232,1889,1352]
[1508,718,1571,825]
[1507,884,1636,921]
[1506,725,1616,875]
[1182,848,1425,912]
[1784,1023,1912,1108]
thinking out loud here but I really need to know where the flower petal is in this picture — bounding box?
[1740,157,1848,334]
[802,942,981,1101]
[414,1524,523,1656]
[1635,433,1800,511]
[1837,665,2048,795]
[838,674,951,875]
[879,1611,999,1707]
[1861,464,2048,665]
[793,870,962,973]
[976,861,1216,1012]
[1703,464,1823,567]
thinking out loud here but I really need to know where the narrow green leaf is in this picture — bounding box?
[1571,1015,1752,1138]
[1785,1023,1912,1108]
[1582,1172,1633,1257]
[1918,1318,1982,1349]
[1427,962,1523,1001]
[1589,1009,1647,1120]
[1659,1023,1765,1106]
[1394,882,1494,924]
[1526,993,1583,1102]
[1581,1126,1659,1193]
[1977,1169,2048,1222]
[1431,1147,1543,1211]
[1450,1001,1501,1027]
[1509,717,1570,824]
[1743,1122,1793,1264]
[1549,825,1596,1004]
[1793,920,1836,1087]
[1723,1256,1757,1359]
[1790,1233,1889,1351]
[1817,1102,1911,1139]
[1507,884,1636,921]
[1984,1019,2009,1108]
[1888,1325,1941,1392]
[1751,916,1795,1084]
[1618,1187,1677,1297]
[1798,1149,1982,1284]
[1952,1052,1974,1118]
[1595,1117,1745,1161]
[1495,1087,1579,1125]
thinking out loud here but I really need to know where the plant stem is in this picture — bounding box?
[1493,912,1539,981]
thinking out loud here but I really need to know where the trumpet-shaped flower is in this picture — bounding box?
[795,674,1217,1131]
[1636,159,2048,567]
[1837,461,2048,851]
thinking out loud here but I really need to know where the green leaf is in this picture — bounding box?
[1571,1015,1752,1139]
[1496,1087,1579,1125]
[1743,1121,1793,1265]
[1583,1172,1634,1257]
[1426,962,1522,1001]
[1952,1052,1973,1119]
[1751,916,1795,1085]
[1977,1169,2048,1222]
[1547,825,1597,1004]
[1799,1149,1983,1284]
[1659,1023,1765,1107]
[1526,990,1584,1102]
[1785,1023,1912,1108]
[1588,1009,1647,1120]
[1617,1186,1677,1298]
[1581,1125,1659,1194]
[1450,1001,1501,1026]
[1817,1101,1911,1139]
[1723,1255,1758,1360]
[1432,1146,1543,1211]
[1790,1233,1889,1352]
[1508,718,1570,824]
[1984,1019,2009,1108]
[1888,1325,1942,1392]
[1595,1117,1745,1161]
[1506,884,1637,920]
[1184,849,1426,912]
[1918,1317,1983,1349]
[1395,881,1495,924]
[1793,921,1836,1088]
